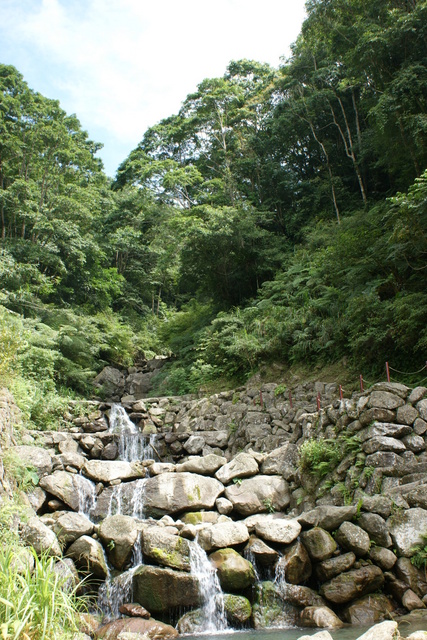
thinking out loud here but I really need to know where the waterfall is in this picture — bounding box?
[131,478,147,519]
[109,403,157,462]
[77,475,97,520]
[107,484,123,517]
[189,540,227,633]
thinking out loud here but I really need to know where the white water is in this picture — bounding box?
[77,475,97,520]
[109,403,157,462]
[189,540,227,633]
[131,478,147,519]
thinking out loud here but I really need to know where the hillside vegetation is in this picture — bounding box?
[1,0,427,414]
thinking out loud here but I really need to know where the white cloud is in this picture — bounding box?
[0,0,306,174]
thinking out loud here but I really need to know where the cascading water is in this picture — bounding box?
[108,403,157,462]
[131,478,147,519]
[77,474,97,520]
[189,540,228,633]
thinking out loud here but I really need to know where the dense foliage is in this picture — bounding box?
[1,0,427,401]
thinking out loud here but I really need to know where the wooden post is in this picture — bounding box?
[386,361,390,383]
[339,385,343,400]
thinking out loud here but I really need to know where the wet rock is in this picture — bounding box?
[66,535,108,579]
[315,552,356,582]
[39,471,96,512]
[300,606,344,629]
[143,473,224,516]
[368,547,397,571]
[95,616,178,640]
[224,475,290,516]
[141,526,191,571]
[278,583,325,608]
[319,565,384,604]
[83,460,145,484]
[98,514,138,570]
[277,541,312,584]
[198,520,249,552]
[132,565,200,613]
[297,505,356,531]
[22,516,62,557]
[387,507,427,557]
[119,603,150,618]
[252,581,300,629]
[402,589,426,611]
[395,557,427,597]
[353,620,398,640]
[342,594,394,625]
[223,594,252,625]
[50,511,94,547]
[244,535,279,567]
[210,548,256,591]
[335,521,370,556]
[255,518,301,545]
[215,452,259,484]
[357,512,392,548]
[300,528,337,562]
[176,610,203,634]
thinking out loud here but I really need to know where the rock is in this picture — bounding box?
[414,419,427,435]
[335,521,371,556]
[56,451,86,471]
[279,540,312,584]
[292,631,333,640]
[215,453,259,484]
[244,535,279,566]
[22,516,62,557]
[66,535,108,579]
[83,460,145,484]
[141,526,191,571]
[176,455,226,475]
[210,548,256,591]
[260,443,298,480]
[315,552,356,582]
[402,589,426,610]
[183,435,205,455]
[98,515,138,570]
[176,610,203,634]
[319,565,384,604]
[39,471,96,512]
[359,408,395,426]
[255,518,301,545]
[143,473,224,516]
[353,621,398,640]
[93,366,125,397]
[387,508,427,557]
[132,565,200,613]
[300,528,337,562]
[53,558,80,592]
[198,521,249,552]
[342,594,394,625]
[252,581,300,629]
[297,505,356,530]
[409,387,427,404]
[359,421,412,441]
[418,399,427,421]
[223,594,252,625]
[51,511,94,547]
[300,606,343,629]
[362,436,406,454]
[397,404,420,425]
[149,463,175,475]
[407,631,427,639]
[92,479,146,520]
[182,511,219,525]
[224,475,290,516]
[95,617,178,640]
[357,512,392,548]
[119,603,150,618]
[368,390,406,410]
[216,497,233,515]
[27,487,47,512]
[360,495,393,518]
[277,583,325,608]
[395,557,427,597]
[403,433,426,452]
[365,451,407,474]
[10,445,52,477]
[368,547,397,571]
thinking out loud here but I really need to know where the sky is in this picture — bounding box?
[0,0,307,177]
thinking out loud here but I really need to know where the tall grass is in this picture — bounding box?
[0,544,87,640]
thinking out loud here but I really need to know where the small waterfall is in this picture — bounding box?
[107,484,123,517]
[109,404,157,462]
[77,475,97,520]
[131,478,147,519]
[189,540,227,633]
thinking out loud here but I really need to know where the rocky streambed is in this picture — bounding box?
[3,380,427,639]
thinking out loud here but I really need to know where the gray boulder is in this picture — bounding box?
[50,511,94,547]
[39,471,96,512]
[315,552,356,582]
[254,518,301,545]
[10,445,52,478]
[335,521,370,556]
[387,507,427,557]
[83,459,145,484]
[132,565,200,613]
[215,453,259,484]
[319,565,384,604]
[342,594,395,625]
[198,520,249,552]
[300,606,343,629]
[224,475,290,516]
[143,473,224,516]
[141,526,191,571]
[279,540,312,584]
[22,516,62,557]
[176,454,226,475]
[98,514,138,570]
[66,535,108,578]
[357,512,392,548]
[300,528,337,562]
[244,535,279,566]
[260,443,298,480]
[297,505,356,531]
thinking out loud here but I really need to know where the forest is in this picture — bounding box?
[1,0,426,425]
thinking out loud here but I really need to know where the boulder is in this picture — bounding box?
[407,486,427,510]
[198,520,249,552]
[215,453,259,484]
[143,473,224,516]
[223,594,252,625]
[119,604,150,618]
[395,557,427,597]
[397,404,420,425]
[279,540,312,584]
[353,621,398,640]
[132,565,200,613]
[95,617,178,640]
[93,366,125,397]
[342,594,395,625]
[53,558,80,592]
[22,516,62,558]
[98,515,138,570]
[319,565,384,604]
[295,633,333,640]
[66,535,108,579]
[300,528,337,562]
[39,471,96,513]
[10,445,52,478]
[183,435,205,455]
[368,391,405,410]
[209,548,256,591]
[403,589,426,611]
[362,436,406,454]
[334,521,370,556]
[224,475,290,516]
[50,511,94,547]
[278,583,325,608]
[149,463,175,475]
[300,606,343,629]
[359,421,412,441]
[254,518,301,545]
[83,460,145,484]
[176,610,203,635]
[141,526,191,571]
[176,455,226,475]
[360,495,393,519]
[216,497,233,515]
[297,505,356,531]
[92,479,146,520]
[244,535,279,567]
[368,547,397,571]
[260,443,298,480]
[315,552,356,582]
[403,433,426,452]
[418,399,427,421]
[387,507,427,557]
[357,512,392,548]
[252,581,300,629]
